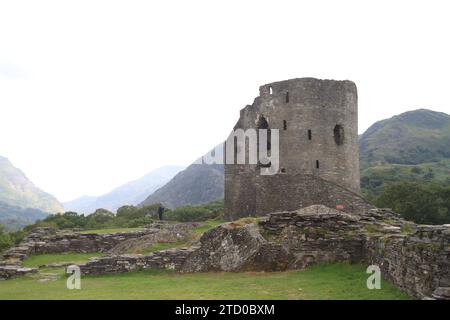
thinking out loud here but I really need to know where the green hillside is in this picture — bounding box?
[359,109,450,167]
[361,159,450,199]
[359,109,450,199]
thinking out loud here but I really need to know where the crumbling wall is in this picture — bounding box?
[0,265,37,280]
[183,206,371,272]
[78,247,197,275]
[1,228,148,265]
[365,225,450,299]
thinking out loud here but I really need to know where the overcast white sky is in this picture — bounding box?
[0,0,449,202]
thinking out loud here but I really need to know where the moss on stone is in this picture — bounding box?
[400,224,414,235]
[227,217,261,229]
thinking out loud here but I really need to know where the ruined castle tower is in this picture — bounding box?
[224,78,371,221]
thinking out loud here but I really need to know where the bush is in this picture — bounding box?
[164,199,223,222]
[0,224,13,253]
[0,225,24,254]
[21,200,224,232]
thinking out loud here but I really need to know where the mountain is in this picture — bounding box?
[0,155,63,214]
[359,109,450,167]
[359,109,450,198]
[61,195,97,214]
[0,201,48,230]
[139,162,224,209]
[141,109,450,208]
[63,165,184,213]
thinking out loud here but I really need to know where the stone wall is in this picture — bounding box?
[1,227,149,265]
[0,223,194,280]
[1,223,193,264]
[366,225,450,299]
[225,174,374,220]
[78,247,197,275]
[0,265,37,280]
[183,205,372,272]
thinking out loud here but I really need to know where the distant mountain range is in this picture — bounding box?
[63,165,184,213]
[0,202,48,230]
[140,109,450,208]
[0,155,64,229]
[139,163,224,209]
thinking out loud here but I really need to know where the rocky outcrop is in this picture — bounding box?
[182,222,271,272]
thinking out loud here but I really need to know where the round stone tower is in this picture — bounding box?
[224,78,369,221]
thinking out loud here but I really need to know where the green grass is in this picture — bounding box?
[22,252,103,268]
[76,219,224,236]
[139,241,189,254]
[193,219,225,235]
[78,227,145,234]
[0,263,410,300]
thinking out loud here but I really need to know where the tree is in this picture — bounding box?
[375,182,449,224]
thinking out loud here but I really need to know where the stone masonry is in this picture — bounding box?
[225,78,367,220]
[77,247,197,275]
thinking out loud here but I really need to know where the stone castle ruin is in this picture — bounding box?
[1,78,449,300]
[225,78,372,221]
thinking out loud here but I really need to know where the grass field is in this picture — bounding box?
[0,259,409,300]
[193,219,225,235]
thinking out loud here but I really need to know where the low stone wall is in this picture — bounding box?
[78,247,197,275]
[366,225,450,299]
[0,223,194,279]
[2,223,194,263]
[1,228,148,265]
[0,265,37,280]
